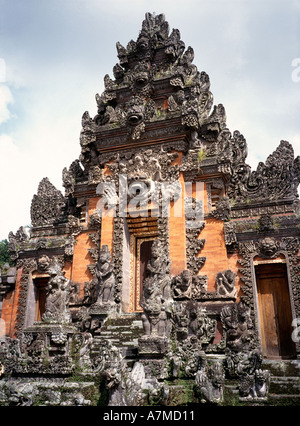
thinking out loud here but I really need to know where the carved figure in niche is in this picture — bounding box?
[191,275,207,299]
[172,269,192,299]
[69,283,79,305]
[188,302,216,345]
[215,270,237,298]
[195,361,225,404]
[95,245,115,305]
[220,301,253,353]
[43,262,71,324]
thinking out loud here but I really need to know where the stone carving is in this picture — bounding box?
[2,11,300,407]
[220,301,270,400]
[258,214,275,233]
[0,381,37,406]
[215,270,237,298]
[37,255,50,272]
[42,261,71,324]
[212,196,231,221]
[227,140,300,203]
[195,360,225,404]
[30,178,66,227]
[239,368,271,401]
[237,236,300,336]
[258,237,278,258]
[147,381,169,406]
[0,337,22,375]
[172,269,192,299]
[185,219,206,275]
[176,340,207,378]
[8,226,29,261]
[173,301,216,350]
[0,379,93,406]
[94,245,115,306]
[78,10,216,160]
[139,242,172,338]
[224,221,237,249]
[220,301,254,353]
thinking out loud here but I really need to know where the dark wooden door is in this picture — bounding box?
[34,278,48,322]
[255,263,296,359]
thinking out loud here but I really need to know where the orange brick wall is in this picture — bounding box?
[100,215,114,254]
[89,196,114,253]
[197,218,231,291]
[70,231,94,299]
[88,197,100,216]
[169,173,187,275]
[1,267,23,338]
[0,290,15,338]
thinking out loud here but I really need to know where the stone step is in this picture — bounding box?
[267,394,300,406]
[269,376,300,395]
[98,314,144,358]
[261,359,300,377]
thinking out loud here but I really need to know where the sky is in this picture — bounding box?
[0,0,299,240]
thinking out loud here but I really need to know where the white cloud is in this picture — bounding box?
[0,135,31,239]
[0,85,14,125]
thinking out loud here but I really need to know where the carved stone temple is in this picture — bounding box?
[1,13,300,406]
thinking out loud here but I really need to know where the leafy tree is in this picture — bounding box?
[0,239,12,267]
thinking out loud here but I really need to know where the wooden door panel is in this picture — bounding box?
[257,277,279,357]
[256,264,296,359]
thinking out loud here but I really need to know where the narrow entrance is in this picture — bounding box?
[33,277,48,322]
[126,215,158,312]
[134,238,154,312]
[255,262,296,359]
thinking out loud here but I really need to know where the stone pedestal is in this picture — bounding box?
[88,302,116,335]
[19,322,77,375]
[138,335,169,357]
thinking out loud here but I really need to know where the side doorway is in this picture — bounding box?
[255,262,296,359]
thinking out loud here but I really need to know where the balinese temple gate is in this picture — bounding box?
[1,13,300,406]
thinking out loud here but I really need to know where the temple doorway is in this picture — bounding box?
[255,262,296,359]
[33,277,48,322]
[126,215,158,312]
[133,237,155,311]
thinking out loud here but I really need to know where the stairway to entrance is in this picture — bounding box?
[98,313,144,359]
[261,359,300,405]
[96,314,300,405]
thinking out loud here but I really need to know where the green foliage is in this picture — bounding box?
[197,147,207,164]
[0,240,12,267]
